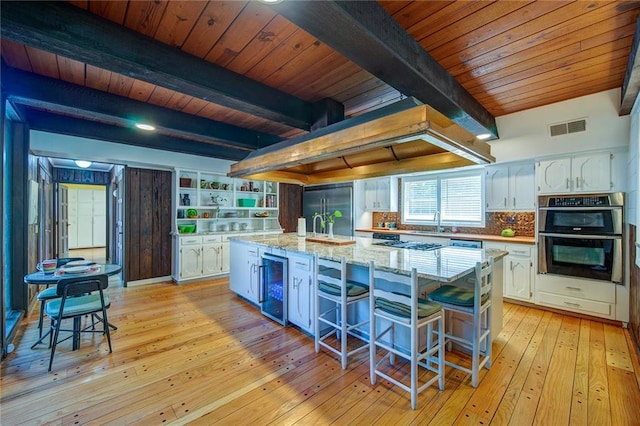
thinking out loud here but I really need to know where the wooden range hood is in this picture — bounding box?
[229,98,495,185]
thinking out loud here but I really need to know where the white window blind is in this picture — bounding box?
[403,170,484,227]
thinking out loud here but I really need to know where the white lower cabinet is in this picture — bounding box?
[177,236,203,280]
[229,241,260,303]
[535,274,616,319]
[288,253,314,334]
[202,235,224,276]
[484,242,534,302]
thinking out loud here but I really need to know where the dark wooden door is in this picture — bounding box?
[278,183,303,233]
[124,168,172,282]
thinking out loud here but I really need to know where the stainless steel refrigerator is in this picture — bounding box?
[303,183,354,237]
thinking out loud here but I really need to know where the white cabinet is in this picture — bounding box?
[364,177,398,211]
[484,242,535,302]
[536,152,611,194]
[202,235,224,276]
[229,241,260,303]
[288,252,314,334]
[174,235,230,283]
[177,236,203,281]
[175,169,280,234]
[485,162,535,211]
[504,245,534,301]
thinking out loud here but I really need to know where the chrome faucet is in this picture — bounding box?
[313,214,324,237]
[434,211,443,232]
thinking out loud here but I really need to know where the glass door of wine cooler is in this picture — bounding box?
[260,254,288,325]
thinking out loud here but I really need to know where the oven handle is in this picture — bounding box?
[538,206,623,211]
[538,232,622,240]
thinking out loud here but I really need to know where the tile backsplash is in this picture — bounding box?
[371,211,535,237]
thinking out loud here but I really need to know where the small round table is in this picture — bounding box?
[23,264,122,285]
[24,264,122,349]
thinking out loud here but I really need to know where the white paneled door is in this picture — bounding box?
[66,185,107,249]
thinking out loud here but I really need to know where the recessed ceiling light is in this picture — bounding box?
[135,123,156,131]
[74,160,92,168]
[260,0,283,3]
[476,133,492,140]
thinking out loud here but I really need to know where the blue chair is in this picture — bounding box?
[33,258,87,345]
[45,274,112,371]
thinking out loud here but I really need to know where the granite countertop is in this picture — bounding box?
[356,228,536,245]
[232,233,507,283]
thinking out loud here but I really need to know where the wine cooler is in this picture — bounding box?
[260,254,288,325]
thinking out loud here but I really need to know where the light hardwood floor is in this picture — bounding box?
[2,277,640,425]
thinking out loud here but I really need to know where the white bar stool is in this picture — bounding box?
[428,258,493,388]
[369,261,445,410]
[315,254,369,370]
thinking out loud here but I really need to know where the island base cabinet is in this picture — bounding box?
[287,253,314,334]
[229,241,260,304]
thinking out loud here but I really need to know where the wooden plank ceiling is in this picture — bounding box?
[1,0,639,172]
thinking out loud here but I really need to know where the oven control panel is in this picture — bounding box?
[541,192,624,208]
[549,196,608,207]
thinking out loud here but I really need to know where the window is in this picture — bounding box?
[402,170,484,227]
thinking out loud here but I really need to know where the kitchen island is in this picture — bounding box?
[229,233,507,339]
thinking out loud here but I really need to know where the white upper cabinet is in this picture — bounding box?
[363,177,398,211]
[485,161,535,211]
[536,152,611,194]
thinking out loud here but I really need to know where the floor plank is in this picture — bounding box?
[1,278,639,425]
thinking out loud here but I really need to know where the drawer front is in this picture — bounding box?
[202,235,222,244]
[291,255,312,271]
[537,291,612,318]
[180,236,203,246]
[536,276,615,303]
[505,244,531,257]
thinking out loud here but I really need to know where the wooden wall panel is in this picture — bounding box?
[630,225,640,355]
[278,183,302,233]
[124,167,172,282]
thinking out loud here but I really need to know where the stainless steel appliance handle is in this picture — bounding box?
[538,206,623,211]
[538,232,622,240]
[258,264,265,303]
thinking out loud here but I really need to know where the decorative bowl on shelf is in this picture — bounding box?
[178,224,196,233]
[254,211,269,217]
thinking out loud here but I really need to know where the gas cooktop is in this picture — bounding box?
[373,241,443,251]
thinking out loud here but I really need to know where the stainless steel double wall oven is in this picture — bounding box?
[538,192,623,283]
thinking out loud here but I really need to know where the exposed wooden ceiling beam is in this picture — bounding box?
[25,108,247,161]
[3,65,280,153]
[0,1,314,130]
[270,1,498,138]
[621,16,640,115]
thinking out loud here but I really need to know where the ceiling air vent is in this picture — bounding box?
[549,119,587,137]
